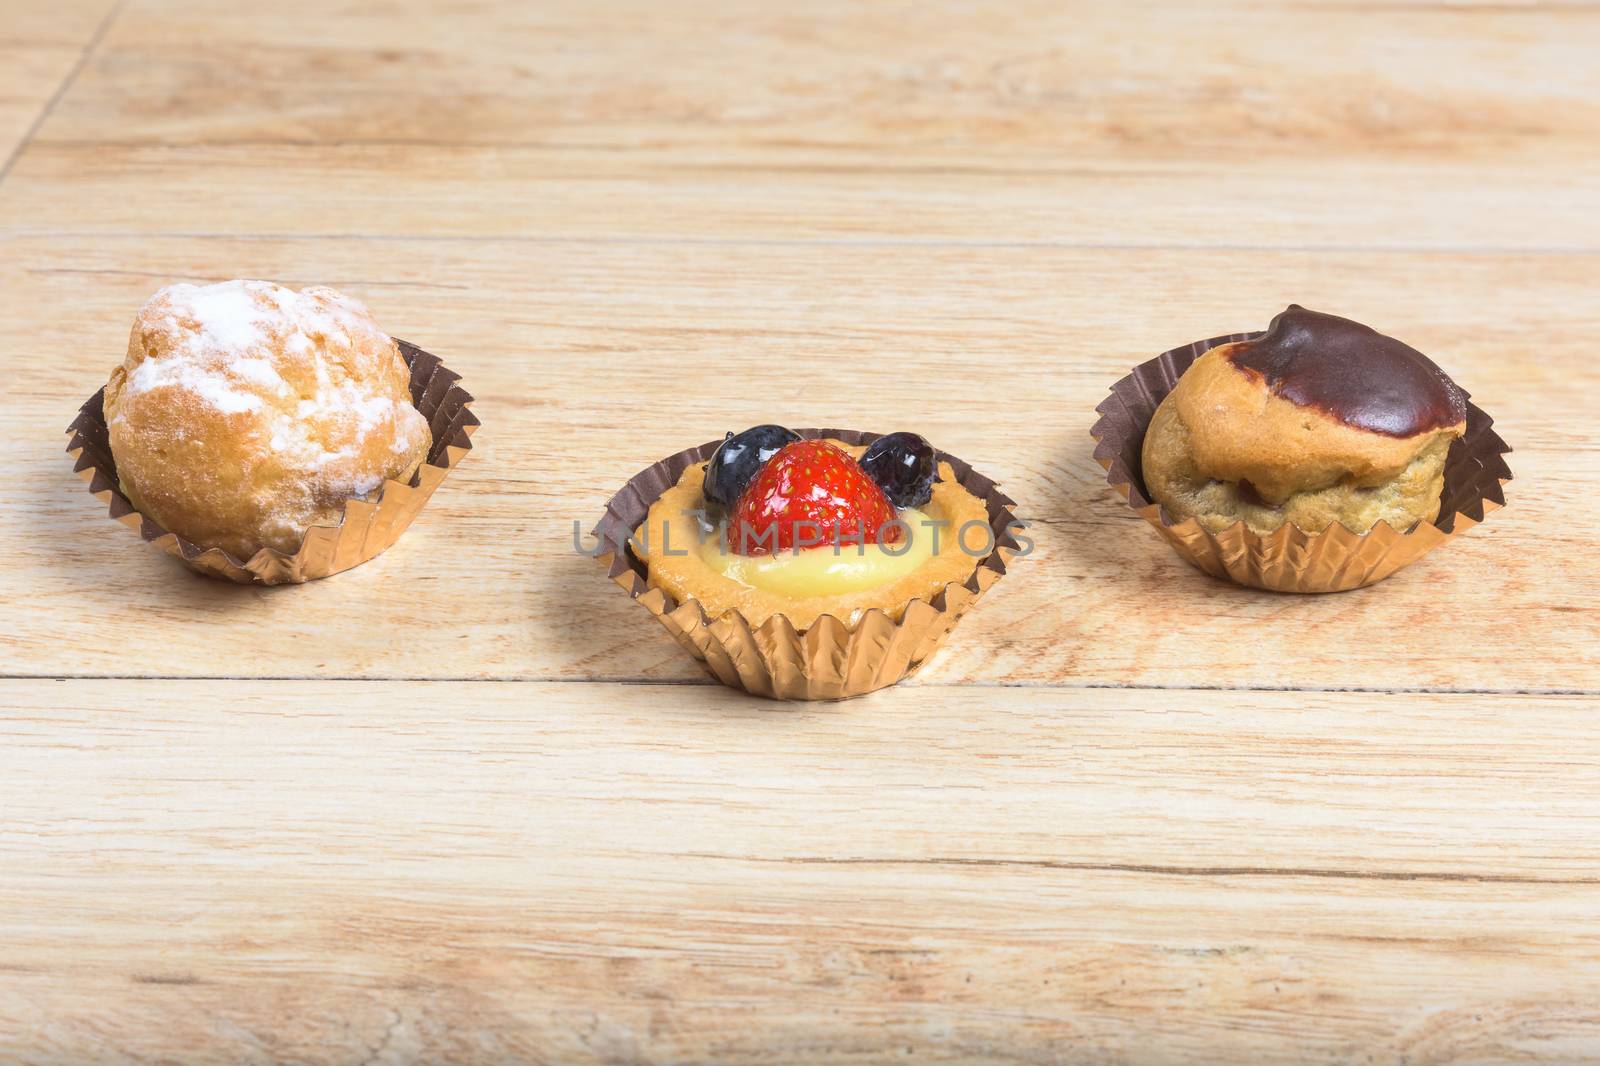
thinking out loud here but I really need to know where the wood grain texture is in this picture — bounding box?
[3,680,1600,1065]
[44,0,1600,155]
[2,0,1599,1060]
[5,0,1600,249]
[0,0,119,170]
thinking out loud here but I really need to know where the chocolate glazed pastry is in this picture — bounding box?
[1092,308,1511,593]
[1141,306,1469,537]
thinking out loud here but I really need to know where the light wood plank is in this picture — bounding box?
[0,49,79,168]
[2,679,1599,1064]
[11,143,1600,251]
[6,0,120,43]
[43,0,1600,156]
[4,0,1599,248]
[0,0,119,169]
[4,234,1593,688]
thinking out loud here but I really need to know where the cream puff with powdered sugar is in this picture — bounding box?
[104,280,432,559]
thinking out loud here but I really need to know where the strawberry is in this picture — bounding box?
[728,440,900,555]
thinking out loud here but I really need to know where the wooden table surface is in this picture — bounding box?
[3,1,1599,1062]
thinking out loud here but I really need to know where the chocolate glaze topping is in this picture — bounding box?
[1228,305,1467,437]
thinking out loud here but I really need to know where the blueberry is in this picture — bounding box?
[703,424,801,509]
[859,432,936,508]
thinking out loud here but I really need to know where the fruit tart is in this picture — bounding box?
[596,427,1022,700]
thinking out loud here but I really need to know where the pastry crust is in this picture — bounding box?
[1142,343,1466,536]
[104,280,432,559]
[639,440,990,628]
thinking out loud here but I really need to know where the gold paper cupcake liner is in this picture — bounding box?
[1091,331,1511,593]
[64,340,478,585]
[593,429,1022,701]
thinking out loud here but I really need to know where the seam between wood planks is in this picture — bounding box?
[681,852,1600,887]
[0,0,127,190]
[22,136,1600,171]
[1,675,1594,697]
[6,230,1600,256]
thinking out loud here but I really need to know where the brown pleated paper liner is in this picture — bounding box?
[593,429,1023,701]
[64,340,479,585]
[1090,332,1512,593]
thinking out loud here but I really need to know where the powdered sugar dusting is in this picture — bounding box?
[127,354,264,415]
[182,282,268,355]
[391,422,415,454]
[228,357,288,393]
[346,473,384,497]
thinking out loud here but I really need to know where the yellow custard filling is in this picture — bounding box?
[699,508,936,598]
